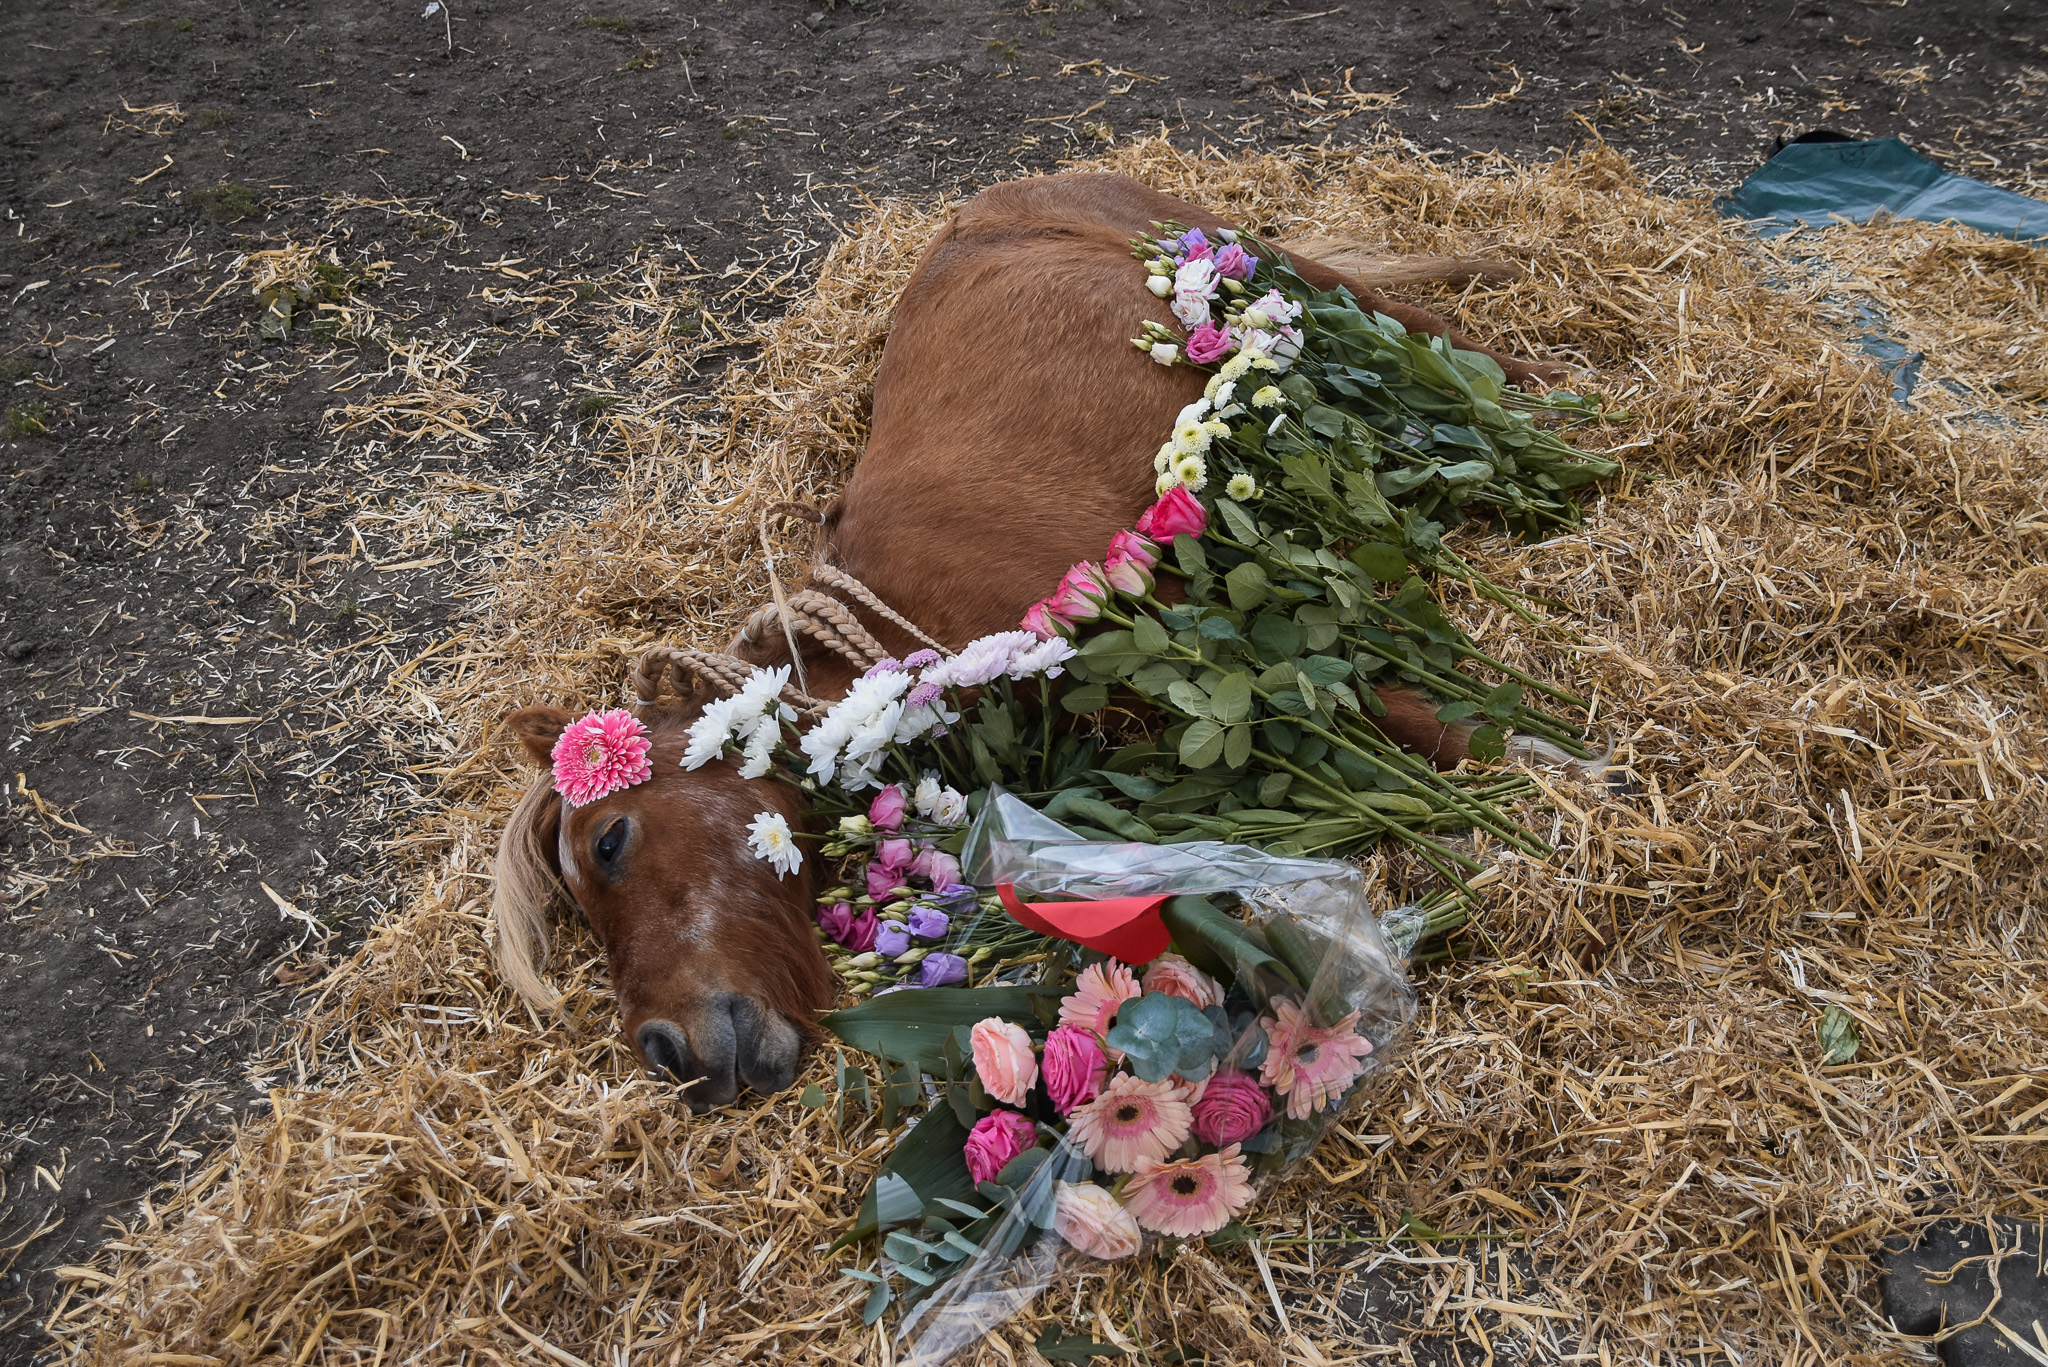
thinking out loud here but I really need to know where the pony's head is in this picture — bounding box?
[492,701,836,1112]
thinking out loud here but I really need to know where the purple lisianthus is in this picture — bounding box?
[918,952,969,988]
[1175,227,1211,259]
[933,883,979,915]
[906,906,950,940]
[817,901,855,941]
[875,921,912,959]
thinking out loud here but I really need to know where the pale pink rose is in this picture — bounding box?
[1184,320,1233,365]
[1135,485,1208,543]
[1049,562,1109,621]
[867,783,908,832]
[1102,549,1154,597]
[1105,529,1161,570]
[1040,1026,1109,1115]
[1141,953,1224,1009]
[1052,1182,1143,1260]
[969,1017,1039,1107]
[963,1109,1038,1185]
[909,845,960,889]
[1189,1067,1272,1147]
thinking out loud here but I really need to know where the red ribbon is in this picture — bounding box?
[996,884,1171,965]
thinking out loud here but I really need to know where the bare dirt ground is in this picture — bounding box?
[2,0,2042,1358]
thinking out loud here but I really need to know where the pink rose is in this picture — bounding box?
[1041,1026,1108,1116]
[969,1017,1039,1107]
[1021,599,1073,641]
[910,845,961,890]
[1213,243,1254,281]
[1190,1068,1272,1147]
[1184,321,1233,365]
[1106,529,1160,570]
[1049,562,1109,622]
[1135,485,1209,543]
[1052,1182,1143,1260]
[1141,953,1224,1009]
[868,783,908,832]
[963,1109,1038,1185]
[1102,550,1154,597]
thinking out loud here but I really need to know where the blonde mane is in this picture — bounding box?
[491,774,565,1011]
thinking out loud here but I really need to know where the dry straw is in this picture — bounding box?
[46,140,2048,1365]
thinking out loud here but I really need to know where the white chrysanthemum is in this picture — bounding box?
[799,669,911,781]
[892,700,958,746]
[1173,454,1208,491]
[1203,371,1226,402]
[1009,635,1077,680]
[1172,420,1212,456]
[747,810,802,879]
[1227,473,1259,501]
[737,716,781,779]
[1200,420,1231,441]
[1154,441,1177,475]
[1156,469,1180,496]
[1251,385,1284,409]
[1218,354,1252,382]
[681,693,746,770]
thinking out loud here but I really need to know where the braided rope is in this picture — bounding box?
[628,644,755,708]
[811,563,954,657]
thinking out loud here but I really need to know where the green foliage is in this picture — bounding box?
[195,182,258,222]
[6,403,52,438]
[1105,991,1217,1082]
[1817,1004,1860,1065]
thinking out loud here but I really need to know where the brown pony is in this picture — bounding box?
[494,173,1562,1110]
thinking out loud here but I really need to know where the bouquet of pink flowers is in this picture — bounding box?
[823,793,1418,1355]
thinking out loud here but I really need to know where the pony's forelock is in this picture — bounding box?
[492,774,565,1011]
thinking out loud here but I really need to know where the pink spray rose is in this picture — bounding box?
[1135,485,1209,543]
[1041,1026,1109,1115]
[1106,529,1161,570]
[969,1017,1039,1107]
[1021,599,1074,641]
[963,1110,1039,1185]
[1189,1068,1273,1147]
[1184,320,1233,366]
[1102,550,1154,597]
[1049,562,1110,622]
[1141,953,1224,1010]
[1213,242,1255,281]
[868,783,908,832]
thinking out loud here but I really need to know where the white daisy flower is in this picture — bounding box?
[1008,635,1077,680]
[737,716,781,779]
[681,693,746,770]
[747,810,802,879]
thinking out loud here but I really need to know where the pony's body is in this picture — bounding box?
[497,174,1560,1109]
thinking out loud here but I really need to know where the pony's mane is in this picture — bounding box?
[492,773,564,1011]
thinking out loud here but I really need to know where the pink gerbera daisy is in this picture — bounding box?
[1057,961,1141,1039]
[1122,1145,1255,1238]
[550,708,654,806]
[1066,1073,1192,1174]
[1257,998,1374,1120]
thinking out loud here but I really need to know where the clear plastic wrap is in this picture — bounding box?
[830,790,1418,1365]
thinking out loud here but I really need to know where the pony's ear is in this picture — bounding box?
[507,706,574,767]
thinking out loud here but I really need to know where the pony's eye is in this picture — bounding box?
[593,818,629,866]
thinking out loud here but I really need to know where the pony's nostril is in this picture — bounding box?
[637,1020,693,1084]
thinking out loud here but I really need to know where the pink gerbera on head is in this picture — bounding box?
[1057,961,1142,1038]
[550,708,654,807]
[1257,998,1374,1120]
[1122,1145,1255,1238]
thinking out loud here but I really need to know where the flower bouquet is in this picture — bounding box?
[819,792,1420,1359]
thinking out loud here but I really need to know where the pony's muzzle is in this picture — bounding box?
[636,994,803,1113]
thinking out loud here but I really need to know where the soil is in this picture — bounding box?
[1,0,2040,1359]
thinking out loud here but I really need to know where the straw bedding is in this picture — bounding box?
[45,141,2048,1365]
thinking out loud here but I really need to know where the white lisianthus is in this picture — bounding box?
[1227,473,1259,500]
[838,813,872,836]
[931,787,969,826]
[1146,274,1173,298]
[1169,292,1211,330]
[1147,256,1173,275]
[1251,385,1284,408]
[1149,342,1179,366]
[914,772,943,816]
[1242,305,1271,329]
[747,810,802,878]
[1173,257,1219,299]
[1173,454,1208,491]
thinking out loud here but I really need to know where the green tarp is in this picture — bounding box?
[1718,137,2047,241]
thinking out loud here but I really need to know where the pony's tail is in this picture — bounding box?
[492,775,565,1012]
[1505,734,1614,780]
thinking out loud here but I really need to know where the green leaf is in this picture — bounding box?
[1217,497,1260,543]
[861,1281,890,1324]
[1167,679,1212,718]
[1299,654,1352,686]
[1481,681,1524,724]
[1179,718,1226,769]
[1209,672,1253,725]
[1174,533,1208,575]
[1205,1221,1256,1249]
[1161,895,1301,1004]
[1247,612,1301,661]
[1223,723,1253,770]
[1035,1328,1123,1362]
[1131,613,1171,654]
[798,1083,827,1109]
[1435,700,1479,725]
[1467,725,1506,762]
[1197,614,1243,642]
[1225,560,1270,611]
[822,985,1064,1074]
[1817,1005,1860,1065]
[1060,683,1110,715]
[837,1106,975,1251]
